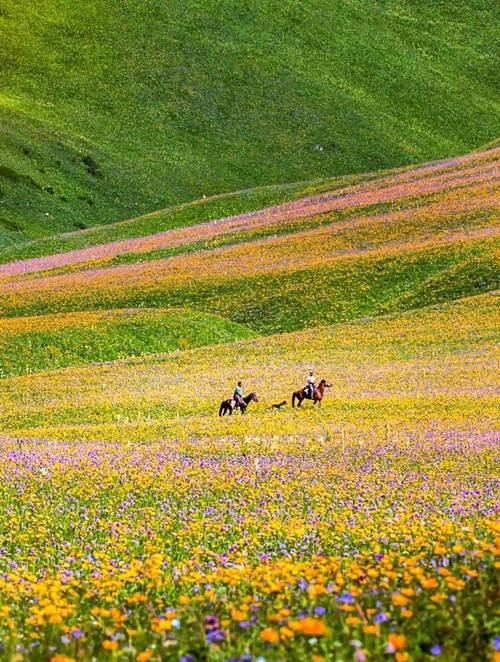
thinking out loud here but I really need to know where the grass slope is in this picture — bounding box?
[0,146,497,329]
[0,308,256,377]
[0,171,373,266]
[0,0,498,244]
[1,293,497,439]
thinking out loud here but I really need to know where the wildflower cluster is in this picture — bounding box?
[0,431,497,660]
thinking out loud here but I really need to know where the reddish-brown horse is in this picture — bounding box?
[292,379,331,408]
[219,392,259,416]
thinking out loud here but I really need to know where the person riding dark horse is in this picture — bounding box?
[233,381,244,410]
[219,390,259,416]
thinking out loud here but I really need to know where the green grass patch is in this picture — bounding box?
[0,0,497,244]
[0,308,257,376]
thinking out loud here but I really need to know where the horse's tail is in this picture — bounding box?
[219,401,225,416]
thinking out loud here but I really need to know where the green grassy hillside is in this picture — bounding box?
[0,146,497,377]
[0,308,256,377]
[0,0,498,245]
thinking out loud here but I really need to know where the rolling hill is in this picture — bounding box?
[1,292,497,441]
[0,145,497,378]
[1,0,498,245]
[0,6,498,660]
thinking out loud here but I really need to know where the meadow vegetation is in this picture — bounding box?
[0,294,498,661]
[0,0,498,243]
[0,127,498,659]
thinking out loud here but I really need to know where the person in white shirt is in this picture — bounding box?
[305,371,316,399]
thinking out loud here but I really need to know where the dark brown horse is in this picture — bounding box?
[219,392,259,416]
[292,379,331,408]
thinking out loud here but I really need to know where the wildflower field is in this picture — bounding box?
[0,147,498,661]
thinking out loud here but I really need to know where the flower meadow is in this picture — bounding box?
[0,431,498,662]
[0,145,498,661]
[1,290,499,660]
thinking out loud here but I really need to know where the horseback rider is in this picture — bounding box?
[304,371,316,400]
[234,381,244,410]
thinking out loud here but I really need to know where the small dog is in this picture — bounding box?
[269,400,287,410]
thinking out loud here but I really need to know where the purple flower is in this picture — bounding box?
[374,611,389,624]
[355,651,367,662]
[72,629,83,639]
[314,606,326,616]
[207,629,225,644]
[298,578,308,590]
[430,644,442,656]
[204,614,220,631]
[60,635,71,645]
[493,637,500,652]
[238,620,251,628]
[337,592,354,604]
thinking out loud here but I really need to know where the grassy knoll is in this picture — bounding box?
[0,144,497,323]
[0,0,498,244]
[0,308,256,377]
[0,175,352,264]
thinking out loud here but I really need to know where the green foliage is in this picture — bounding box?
[0,308,257,376]
[0,174,356,264]
[0,0,498,244]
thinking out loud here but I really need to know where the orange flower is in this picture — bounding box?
[137,652,153,662]
[388,633,407,650]
[392,593,409,606]
[260,627,280,644]
[395,653,409,662]
[299,617,327,636]
[363,624,378,634]
[103,640,119,650]
[50,657,76,662]
[231,608,246,621]
[345,615,360,626]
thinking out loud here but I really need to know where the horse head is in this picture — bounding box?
[319,379,332,388]
[251,391,259,402]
